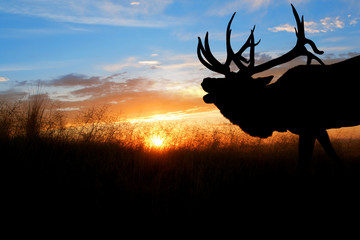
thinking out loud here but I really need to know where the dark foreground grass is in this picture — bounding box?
[3,136,360,223]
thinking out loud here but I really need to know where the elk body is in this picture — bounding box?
[198,4,360,172]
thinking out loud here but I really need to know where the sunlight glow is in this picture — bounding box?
[152,136,164,147]
[128,109,220,123]
[148,135,165,149]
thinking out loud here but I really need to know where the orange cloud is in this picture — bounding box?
[2,52,357,123]
[39,73,210,120]
[46,74,102,87]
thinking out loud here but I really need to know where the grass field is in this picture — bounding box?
[2,99,360,221]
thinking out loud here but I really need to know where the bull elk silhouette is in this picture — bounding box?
[197,4,360,172]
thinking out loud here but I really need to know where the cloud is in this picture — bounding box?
[288,0,310,3]
[138,61,161,65]
[321,37,347,43]
[56,107,81,112]
[350,19,358,25]
[103,54,201,73]
[47,52,358,119]
[268,24,294,33]
[50,74,208,119]
[46,74,102,87]
[268,21,321,33]
[0,0,176,28]
[0,90,27,102]
[0,65,37,71]
[321,17,345,31]
[88,90,207,119]
[103,58,162,72]
[98,0,173,16]
[103,57,139,72]
[30,13,167,28]
[3,51,358,121]
[153,61,200,70]
[0,77,9,82]
[69,77,158,98]
[304,21,321,33]
[321,46,356,52]
[269,16,345,33]
[208,0,271,16]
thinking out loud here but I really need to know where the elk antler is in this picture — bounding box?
[227,21,261,73]
[197,13,235,76]
[197,4,324,77]
[197,12,260,76]
[251,4,324,74]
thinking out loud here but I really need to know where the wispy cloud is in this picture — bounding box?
[321,37,347,43]
[350,19,358,25]
[348,14,360,26]
[0,0,176,27]
[138,61,161,65]
[0,90,27,102]
[0,59,83,73]
[288,0,310,4]
[0,77,9,82]
[320,17,345,31]
[208,0,271,16]
[102,54,201,73]
[268,24,294,33]
[321,46,356,52]
[174,29,247,42]
[103,57,162,71]
[154,61,200,70]
[269,16,345,33]
[0,65,37,72]
[42,72,207,118]
[56,107,81,112]
[103,57,139,72]
[46,74,102,87]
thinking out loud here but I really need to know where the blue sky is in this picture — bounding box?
[0,0,359,119]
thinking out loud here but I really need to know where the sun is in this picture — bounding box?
[148,135,165,149]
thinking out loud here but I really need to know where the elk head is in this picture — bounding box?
[198,4,325,106]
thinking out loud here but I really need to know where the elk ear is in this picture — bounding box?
[254,75,273,86]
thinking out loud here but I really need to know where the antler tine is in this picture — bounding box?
[197,5,323,76]
[226,13,262,73]
[249,25,261,69]
[197,12,263,76]
[197,32,230,75]
[204,33,224,68]
[197,37,216,71]
[291,4,325,65]
[225,12,236,66]
[226,12,249,71]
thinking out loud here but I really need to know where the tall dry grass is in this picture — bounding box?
[2,96,360,219]
[0,100,21,140]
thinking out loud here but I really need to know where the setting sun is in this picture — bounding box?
[148,135,165,149]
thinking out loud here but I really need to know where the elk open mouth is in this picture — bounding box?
[201,79,215,103]
[203,93,214,103]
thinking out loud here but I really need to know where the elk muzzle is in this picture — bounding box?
[201,77,221,103]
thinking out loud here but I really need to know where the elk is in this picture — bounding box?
[197,4,360,173]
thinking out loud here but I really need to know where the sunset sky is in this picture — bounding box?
[0,0,359,124]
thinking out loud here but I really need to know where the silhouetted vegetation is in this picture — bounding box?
[2,98,360,221]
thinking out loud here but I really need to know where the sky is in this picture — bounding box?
[0,0,359,123]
